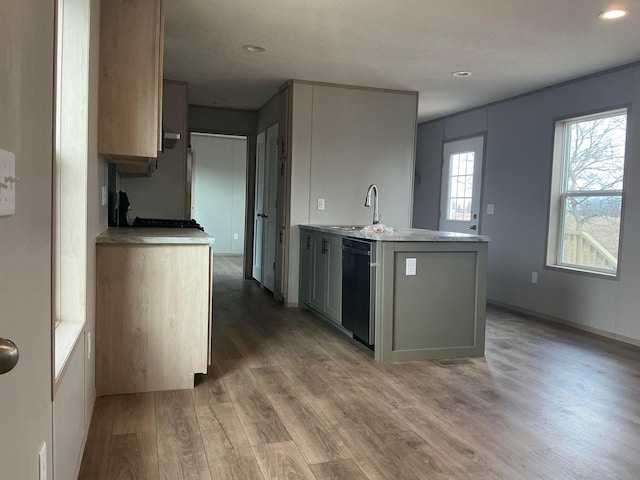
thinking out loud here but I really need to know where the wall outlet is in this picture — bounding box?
[406,258,417,276]
[487,204,495,215]
[233,233,239,240]
[38,442,47,480]
[531,271,538,284]
[317,198,325,210]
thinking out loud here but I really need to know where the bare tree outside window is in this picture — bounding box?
[557,110,626,273]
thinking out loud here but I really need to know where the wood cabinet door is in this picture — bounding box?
[98,0,162,159]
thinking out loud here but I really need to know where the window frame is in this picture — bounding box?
[546,106,630,279]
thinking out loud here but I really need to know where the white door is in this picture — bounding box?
[439,136,484,234]
[0,0,54,477]
[252,131,266,281]
[262,124,278,291]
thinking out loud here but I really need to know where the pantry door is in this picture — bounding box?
[262,123,278,291]
[439,136,484,234]
[252,130,266,281]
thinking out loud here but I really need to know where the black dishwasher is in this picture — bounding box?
[342,238,375,348]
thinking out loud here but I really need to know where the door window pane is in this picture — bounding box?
[447,151,475,221]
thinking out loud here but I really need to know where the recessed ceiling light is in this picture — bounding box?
[598,8,628,20]
[243,44,266,53]
[452,71,472,78]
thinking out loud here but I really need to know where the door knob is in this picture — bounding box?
[257,213,263,217]
[0,338,19,375]
[470,225,477,230]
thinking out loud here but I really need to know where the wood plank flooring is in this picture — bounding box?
[79,255,640,479]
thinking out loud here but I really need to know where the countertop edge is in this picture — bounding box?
[299,225,490,242]
[96,228,216,245]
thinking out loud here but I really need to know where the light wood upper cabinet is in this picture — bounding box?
[98,0,164,162]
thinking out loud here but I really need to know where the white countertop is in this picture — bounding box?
[97,228,215,245]
[299,225,490,242]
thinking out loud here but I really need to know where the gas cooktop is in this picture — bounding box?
[131,217,204,231]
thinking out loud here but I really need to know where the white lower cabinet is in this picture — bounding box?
[299,229,342,324]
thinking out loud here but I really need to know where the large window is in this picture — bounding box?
[547,108,627,276]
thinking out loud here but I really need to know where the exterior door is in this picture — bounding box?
[252,131,266,281]
[0,0,54,477]
[262,124,278,291]
[439,136,484,234]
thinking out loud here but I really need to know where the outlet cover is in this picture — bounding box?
[38,442,47,480]
[406,258,417,276]
[0,149,16,217]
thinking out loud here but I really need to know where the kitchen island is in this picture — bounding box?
[299,225,489,362]
[96,228,214,395]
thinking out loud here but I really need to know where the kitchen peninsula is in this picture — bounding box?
[299,225,489,362]
[96,228,214,396]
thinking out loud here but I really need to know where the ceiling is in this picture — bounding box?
[164,0,640,122]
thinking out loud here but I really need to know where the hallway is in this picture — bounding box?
[78,255,640,479]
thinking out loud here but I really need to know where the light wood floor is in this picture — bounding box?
[79,255,640,479]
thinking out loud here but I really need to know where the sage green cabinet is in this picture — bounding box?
[299,232,313,305]
[299,229,342,324]
[324,235,342,321]
[310,234,327,311]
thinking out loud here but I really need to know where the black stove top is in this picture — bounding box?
[131,217,204,231]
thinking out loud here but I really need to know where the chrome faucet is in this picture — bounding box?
[364,184,380,224]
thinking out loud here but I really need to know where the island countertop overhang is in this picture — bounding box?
[299,225,490,242]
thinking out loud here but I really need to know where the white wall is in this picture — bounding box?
[191,134,247,254]
[414,64,640,343]
[121,81,187,219]
[0,0,54,478]
[286,82,418,305]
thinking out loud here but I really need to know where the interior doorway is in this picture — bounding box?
[190,133,248,264]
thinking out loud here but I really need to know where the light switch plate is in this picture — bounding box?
[406,258,417,276]
[317,198,325,210]
[487,204,495,215]
[0,149,16,217]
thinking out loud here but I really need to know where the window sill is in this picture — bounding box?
[545,264,619,280]
[54,321,84,381]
